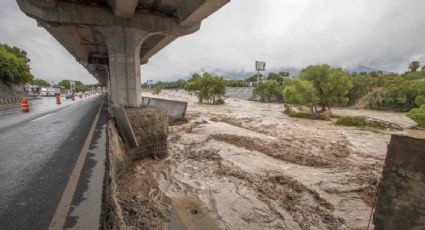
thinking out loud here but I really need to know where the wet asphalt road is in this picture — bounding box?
[0,95,105,230]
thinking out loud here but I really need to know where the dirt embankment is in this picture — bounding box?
[106,119,171,230]
[106,90,418,230]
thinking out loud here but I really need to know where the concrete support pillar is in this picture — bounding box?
[99,27,148,107]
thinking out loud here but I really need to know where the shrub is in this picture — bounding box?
[335,116,401,130]
[284,110,329,120]
[252,80,282,102]
[415,95,425,107]
[336,116,368,127]
[407,105,425,127]
[185,72,226,104]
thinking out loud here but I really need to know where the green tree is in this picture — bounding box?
[283,79,319,113]
[408,61,421,72]
[32,78,50,86]
[152,84,162,95]
[381,79,425,109]
[299,65,352,112]
[347,73,377,104]
[267,72,285,84]
[58,80,71,89]
[58,80,88,92]
[0,44,30,62]
[185,72,227,104]
[146,79,187,89]
[279,71,290,77]
[0,45,33,84]
[227,79,250,87]
[252,80,282,102]
[247,74,264,82]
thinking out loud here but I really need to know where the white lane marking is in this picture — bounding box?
[48,100,104,230]
[31,113,55,122]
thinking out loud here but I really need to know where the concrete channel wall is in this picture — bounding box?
[373,134,425,229]
[225,87,253,100]
[142,97,187,122]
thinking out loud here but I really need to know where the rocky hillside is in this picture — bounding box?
[0,79,25,100]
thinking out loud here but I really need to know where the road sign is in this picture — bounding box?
[255,61,266,71]
[255,61,266,83]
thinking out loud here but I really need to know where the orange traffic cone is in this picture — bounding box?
[20,98,29,113]
[56,95,61,105]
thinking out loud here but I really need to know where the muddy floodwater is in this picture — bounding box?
[119,90,418,230]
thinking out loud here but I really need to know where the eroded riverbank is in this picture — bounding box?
[109,90,419,230]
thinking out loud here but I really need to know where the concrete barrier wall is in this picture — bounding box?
[0,97,20,105]
[142,97,187,122]
[373,134,425,230]
[142,96,150,106]
[225,87,253,100]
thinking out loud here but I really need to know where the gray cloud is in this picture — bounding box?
[1,0,425,83]
[0,1,94,84]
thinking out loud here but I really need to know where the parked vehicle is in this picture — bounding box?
[54,87,62,96]
[40,88,48,96]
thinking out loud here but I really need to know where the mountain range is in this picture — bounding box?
[179,65,387,80]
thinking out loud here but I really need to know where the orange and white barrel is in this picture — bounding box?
[56,95,61,105]
[20,98,29,113]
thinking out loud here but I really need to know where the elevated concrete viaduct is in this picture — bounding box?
[16,0,228,107]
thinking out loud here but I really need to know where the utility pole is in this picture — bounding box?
[70,81,76,94]
[257,69,260,83]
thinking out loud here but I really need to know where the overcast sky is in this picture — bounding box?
[1,0,425,84]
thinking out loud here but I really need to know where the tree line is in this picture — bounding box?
[265,63,425,126]
[148,62,425,126]
[0,43,93,93]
